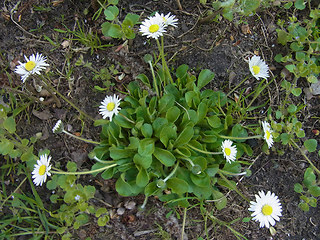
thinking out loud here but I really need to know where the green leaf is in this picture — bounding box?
[190,172,210,187]
[152,118,168,138]
[158,94,175,113]
[107,23,123,38]
[3,116,16,134]
[167,178,189,195]
[212,190,227,210]
[0,139,14,155]
[115,174,133,196]
[133,153,152,169]
[207,115,221,128]
[124,13,139,25]
[304,139,317,152]
[166,106,180,123]
[136,168,149,187]
[285,64,295,73]
[174,126,194,147]
[284,2,293,9]
[276,29,290,45]
[309,186,320,197]
[67,162,77,172]
[197,102,208,123]
[141,123,153,138]
[294,183,303,193]
[274,54,283,63]
[101,167,114,179]
[153,147,176,167]
[197,69,215,89]
[296,52,305,61]
[298,202,309,211]
[108,0,119,4]
[104,6,119,21]
[231,124,248,142]
[21,147,37,162]
[294,0,305,10]
[280,133,290,145]
[109,147,135,160]
[160,125,177,147]
[242,0,260,16]
[291,88,302,96]
[288,104,297,113]
[303,168,316,187]
[138,139,154,156]
[98,215,109,226]
[176,64,189,79]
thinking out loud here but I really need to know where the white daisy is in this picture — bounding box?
[249,190,282,228]
[52,120,64,134]
[154,12,178,28]
[139,15,166,39]
[262,121,273,148]
[32,154,52,186]
[248,55,269,80]
[15,53,49,83]
[99,94,121,121]
[221,139,237,163]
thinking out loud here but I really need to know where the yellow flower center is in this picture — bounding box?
[262,204,273,216]
[149,24,160,33]
[107,102,115,111]
[266,130,271,140]
[224,147,231,156]
[39,165,46,176]
[25,61,36,71]
[252,65,260,75]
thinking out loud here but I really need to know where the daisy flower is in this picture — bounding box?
[15,53,49,83]
[32,154,52,186]
[248,55,269,80]
[139,15,166,39]
[249,190,282,228]
[99,94,121,121]
[154,12,178,28]
[262,121,273,148]
[52,120,64,134]
[221,139,237,163]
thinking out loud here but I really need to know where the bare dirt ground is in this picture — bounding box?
[0,0,319,239]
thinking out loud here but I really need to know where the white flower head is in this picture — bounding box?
[52,120,64,134]
[249,190,282,228]
[139,15,166,39]
[15,53,49,83]
[154,12,178,28]
[262,121,273,148]
[99,94,121,121]
[32,154,52,186]
[75,195,80,201]
[248,55,269,80]
[221,139,237,163]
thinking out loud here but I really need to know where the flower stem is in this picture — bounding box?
[218,170,249,202]
[148,61,160,97]
[187,144,222,155]
[290,139,320,175]
[164,162,179,182]
[118,112,135,124]
[63,130,100,145]
[218,135,262,140]
[51,163,117,175]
